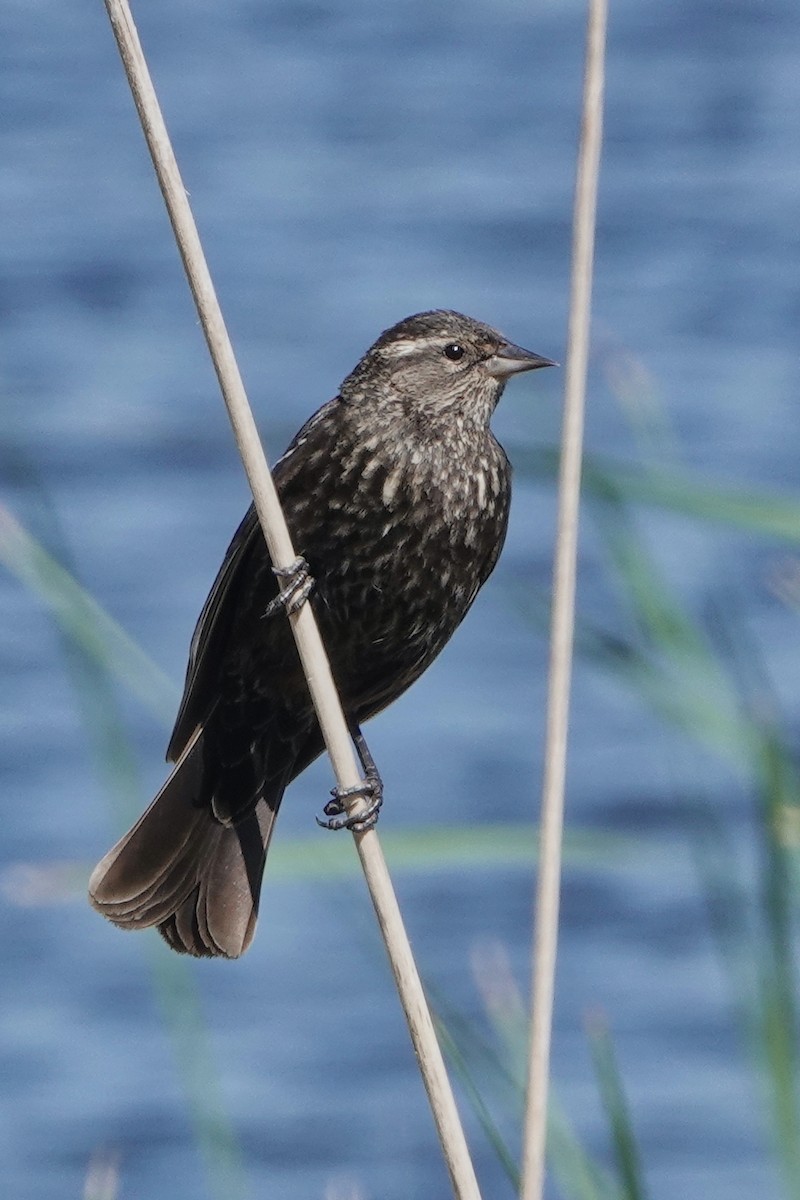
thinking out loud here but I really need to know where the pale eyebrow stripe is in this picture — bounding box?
[382,337,446,358]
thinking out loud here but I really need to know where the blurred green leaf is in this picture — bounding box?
[0,503,177,724]
[265,823,642,882]
[548,1099,624,1200]
[586,1016,648,1200]
[514,446,800,541]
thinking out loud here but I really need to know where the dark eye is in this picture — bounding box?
[443,342,465,361]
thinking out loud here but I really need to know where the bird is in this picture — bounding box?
[89,310,555,958]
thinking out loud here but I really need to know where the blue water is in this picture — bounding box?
[2,0,799,1197]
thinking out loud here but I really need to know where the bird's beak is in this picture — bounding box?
[486,341,558,379]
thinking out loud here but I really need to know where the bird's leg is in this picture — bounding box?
[262,556,314,618]
[316,722,384,833]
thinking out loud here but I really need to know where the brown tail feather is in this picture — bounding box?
[88,728,281,958]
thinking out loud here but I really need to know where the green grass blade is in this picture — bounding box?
[752,729,800,1197]
[434,1014,521,1189]
[548,1098,624,1200]
[513,447,800,542]
[586,1016,648,1200]
[0,504,177,724]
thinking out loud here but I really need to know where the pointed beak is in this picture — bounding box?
[485,341,558,379]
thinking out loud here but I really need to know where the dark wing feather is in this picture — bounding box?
[167,505,262,761]
[166,399,341,764]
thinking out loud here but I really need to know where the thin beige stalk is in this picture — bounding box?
[101,2,481,1196]
[519,1,607,1198]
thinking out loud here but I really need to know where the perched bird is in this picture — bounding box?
[89,310,554,958]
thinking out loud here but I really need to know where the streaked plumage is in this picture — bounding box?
[89,310,554,957]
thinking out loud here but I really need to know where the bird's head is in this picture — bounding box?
[340,309,555,425]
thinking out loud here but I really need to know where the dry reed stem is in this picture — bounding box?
[519,1,608,1197]
[101,2,481,1196]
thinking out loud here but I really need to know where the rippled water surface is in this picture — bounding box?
[1,1,799,1197]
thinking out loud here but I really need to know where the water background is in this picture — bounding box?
[1,0,800,1197]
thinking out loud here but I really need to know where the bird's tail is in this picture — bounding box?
[88,728,280,958]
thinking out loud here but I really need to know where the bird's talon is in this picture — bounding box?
[316,779,383,832]
[263,557,314,619]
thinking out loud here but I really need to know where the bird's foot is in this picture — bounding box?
[316,775,383,833]
[263,556,314,618]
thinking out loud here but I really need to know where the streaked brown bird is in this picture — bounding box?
[89,310,554,958]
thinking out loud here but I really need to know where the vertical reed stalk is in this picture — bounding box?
[519,2,607,1196]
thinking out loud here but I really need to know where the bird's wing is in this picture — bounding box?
[166,399,341,763]
[167,504,262,761]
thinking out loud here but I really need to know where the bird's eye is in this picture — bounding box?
[443,342,465,361]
